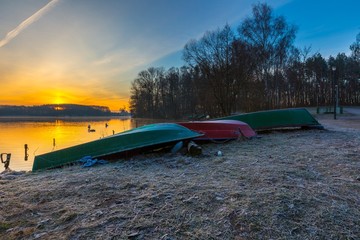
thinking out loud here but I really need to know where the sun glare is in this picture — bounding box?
[54,99,63,105]
[54,106,65,111]
[53,92,65,105]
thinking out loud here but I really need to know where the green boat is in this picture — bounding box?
[217,108,323,130]
[32,123,203,171]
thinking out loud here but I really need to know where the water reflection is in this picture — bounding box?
[0,117,164,171]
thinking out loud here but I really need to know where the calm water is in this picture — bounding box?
[0,117,160,171]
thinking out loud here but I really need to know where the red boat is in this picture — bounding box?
[177,120,256,141]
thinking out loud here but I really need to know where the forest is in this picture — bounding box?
[130,3,360,119]
[0,104,112,117]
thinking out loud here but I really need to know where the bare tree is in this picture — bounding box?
[350,32,360,61]
[183,24,238,116]
[129,67,165,118]
[238,3,297,108]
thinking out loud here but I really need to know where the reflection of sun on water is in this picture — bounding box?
[51,120,67,150]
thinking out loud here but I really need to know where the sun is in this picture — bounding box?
[53,97,64,105]
[52,94,66,110]
[53,92,66,105]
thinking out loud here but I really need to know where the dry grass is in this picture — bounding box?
[0,114,359,239]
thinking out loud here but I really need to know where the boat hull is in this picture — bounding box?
[218,108,323,130]
[177,120,256,140]
[32,123,203,171]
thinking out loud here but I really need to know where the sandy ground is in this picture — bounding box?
[0,108,359,239]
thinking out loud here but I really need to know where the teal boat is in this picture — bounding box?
[217,108,323,130]
[32,123,203,171]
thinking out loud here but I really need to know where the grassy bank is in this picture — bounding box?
[1,116,359,239]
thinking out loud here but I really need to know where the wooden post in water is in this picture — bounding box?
[1,153,11,170]
[24,144,29,161]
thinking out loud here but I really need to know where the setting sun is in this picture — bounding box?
[53,93,65,105]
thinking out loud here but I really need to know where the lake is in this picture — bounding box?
[0,117,162,171]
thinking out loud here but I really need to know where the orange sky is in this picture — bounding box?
[0,62,130,111]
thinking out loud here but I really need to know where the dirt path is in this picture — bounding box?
[344,106,360,115]
[315,106,360,131]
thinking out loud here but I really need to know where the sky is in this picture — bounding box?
[0,0,359,112]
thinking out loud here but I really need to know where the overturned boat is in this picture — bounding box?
[177,120,257,141]
[32,123,203,171]
[217,108,323,131]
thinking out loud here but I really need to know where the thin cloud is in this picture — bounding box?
[0,0,60,48]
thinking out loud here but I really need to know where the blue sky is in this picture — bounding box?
[275,0,359,57]
[0,0,359,110]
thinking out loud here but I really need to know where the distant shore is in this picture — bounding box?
[0,104,131,118]
[0,115,131,121]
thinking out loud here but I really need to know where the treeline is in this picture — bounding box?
[130,3,360,119]
[0,104,112,116]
